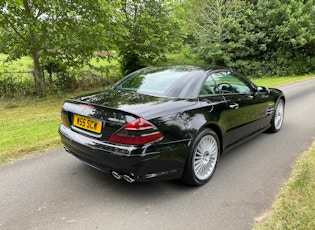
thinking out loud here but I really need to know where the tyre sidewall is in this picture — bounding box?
[269,99,285,133]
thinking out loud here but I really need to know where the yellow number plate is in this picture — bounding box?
[73,115,102,134]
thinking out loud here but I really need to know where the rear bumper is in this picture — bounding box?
[59,125,190,182]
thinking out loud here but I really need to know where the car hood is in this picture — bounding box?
[70,89,198,119]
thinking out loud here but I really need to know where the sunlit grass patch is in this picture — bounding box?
[0,99,61,164]
[251,75,315,87]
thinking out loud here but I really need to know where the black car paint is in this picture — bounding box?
[59,66,285,182]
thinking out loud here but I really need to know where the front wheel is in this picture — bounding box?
[268,99,285,133]
[182,129,220,186]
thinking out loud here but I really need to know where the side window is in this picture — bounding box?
[200,75,216,95]
[211,71,252,94]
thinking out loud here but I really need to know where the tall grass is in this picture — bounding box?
[0,54,33,72]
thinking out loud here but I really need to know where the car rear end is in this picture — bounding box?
[59,99,190,182]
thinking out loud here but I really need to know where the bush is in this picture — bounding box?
[0,66,121,97]
[72,65,121,91]
[52,71,77,93]
[0,72,35,97]
[0,54,123,97]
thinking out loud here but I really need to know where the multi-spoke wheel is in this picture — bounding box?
[182,129,220,186]
[268,99,285,133]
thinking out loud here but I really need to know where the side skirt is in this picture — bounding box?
[222,125,271,155]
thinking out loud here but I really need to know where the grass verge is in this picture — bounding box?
[254,140,315,229]
[0,90,100,165]
[250,75,315,87]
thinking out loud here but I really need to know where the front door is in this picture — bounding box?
[209,71,269,147]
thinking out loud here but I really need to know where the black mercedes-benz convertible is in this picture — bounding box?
[59,66,285,185]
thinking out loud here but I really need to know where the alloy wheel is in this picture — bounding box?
[274,101,284,130]
[193,134,218,181]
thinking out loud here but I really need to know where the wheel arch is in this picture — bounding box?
[279,95,285,104]
[206,124,223,155]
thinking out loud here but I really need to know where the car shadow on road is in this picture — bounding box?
[65,159,201,202]
[59,131,282,205]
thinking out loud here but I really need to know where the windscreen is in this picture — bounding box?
[113,67,195,96]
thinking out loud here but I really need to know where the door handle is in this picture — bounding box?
[229,103,239,109]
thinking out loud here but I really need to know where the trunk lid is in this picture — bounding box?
[61,89,197,141]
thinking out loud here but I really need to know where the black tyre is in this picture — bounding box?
[182,128,220,186]
[268,99,285,133]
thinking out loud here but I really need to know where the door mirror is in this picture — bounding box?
[257,86,270,95]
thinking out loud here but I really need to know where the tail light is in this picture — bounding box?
[61,117,70,128]
[108,118,163,145]
[60,106,70,128]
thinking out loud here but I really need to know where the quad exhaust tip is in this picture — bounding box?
[111,171,135,183]
[123,174,136,183]
[111,171,123,180]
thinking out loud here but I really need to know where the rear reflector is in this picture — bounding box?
[61,117,70,128]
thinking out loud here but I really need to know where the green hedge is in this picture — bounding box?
[0,66,121,97]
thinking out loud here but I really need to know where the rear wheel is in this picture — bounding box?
[182,129,220,186]
[268,99,285,133]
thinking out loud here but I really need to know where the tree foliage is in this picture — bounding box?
[0,0,119,95]
[183,0,315,76]
[117,0,184,74]
[1,0,315,97]
[253,0,315,75]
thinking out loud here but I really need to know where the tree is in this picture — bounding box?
[183,0,248,64]
[182,0,272,75]
[0,0,119,95]
[253,0,315,75]
[117,0,184,74]
[183,0,315,76]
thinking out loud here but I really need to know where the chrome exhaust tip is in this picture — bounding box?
[123,174,135,183]
[111,171,123,180]
[63,146,71,153]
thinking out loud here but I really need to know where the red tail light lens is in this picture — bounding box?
[108,118,163,145]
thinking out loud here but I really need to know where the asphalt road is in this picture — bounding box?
[1,78,315,230]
